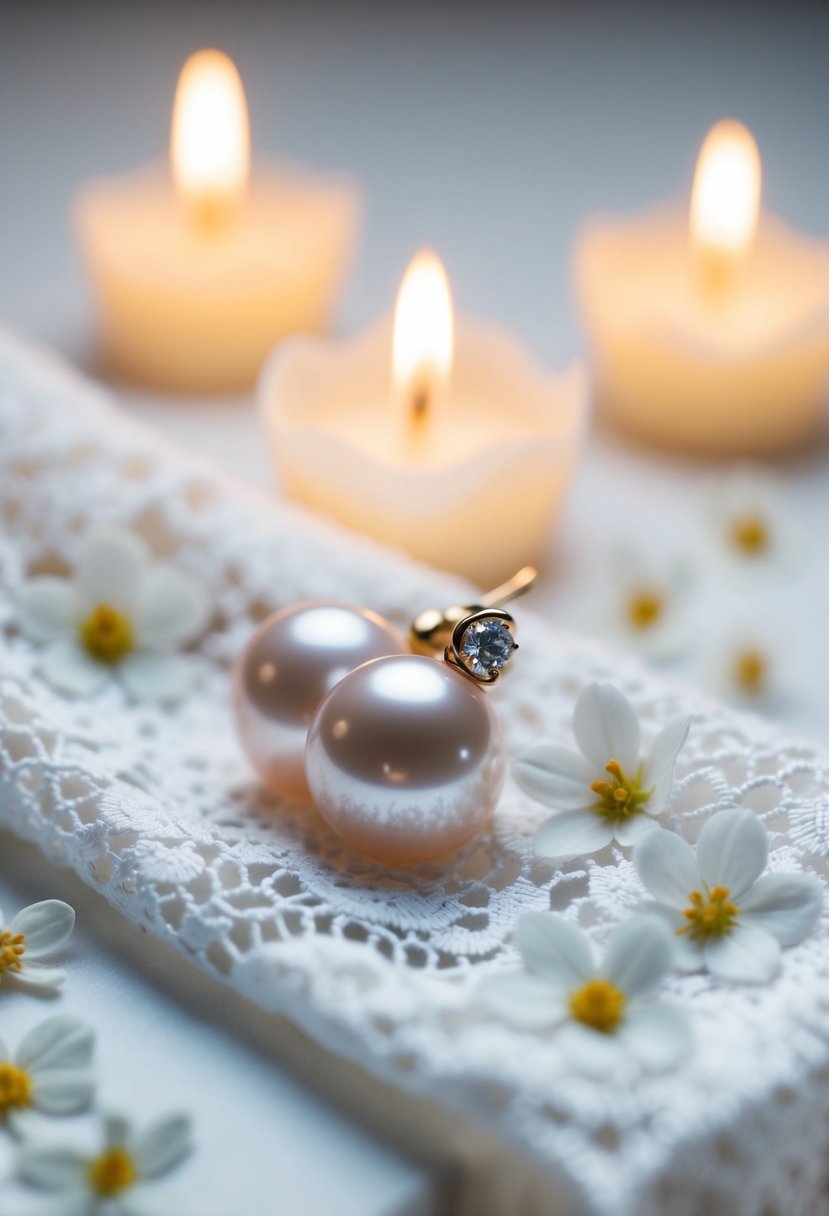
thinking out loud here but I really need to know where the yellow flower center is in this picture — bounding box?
[80,603,134,664]
[590,759,653,821]
[626,587,664,631]
[88,1147,137,1197]
[0,929,25,975]
[679,885,739,940]
[0,1064,31,1114]
[732,647,767,696]
[730,513,770,555]
[569,978,627,1034]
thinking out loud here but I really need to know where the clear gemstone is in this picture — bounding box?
[458,617,516,678]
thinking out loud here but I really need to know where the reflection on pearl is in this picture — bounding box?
[306,654,506,864]
[232,602,405,802]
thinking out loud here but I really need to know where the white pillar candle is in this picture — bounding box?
[74,50,360,394]
[259,250,586,586]
[575,119,829,454]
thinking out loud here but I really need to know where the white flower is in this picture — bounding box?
[0,1018,95,1134]
[699,623,789,713]
[601,544,694,662]
[634,809,823,984]
[18,1112,192,1215]
[478,912,690,1075]
[708,463,796,574]
[0,900,75,993]
[17,527,211,702]
[514,683,692,859]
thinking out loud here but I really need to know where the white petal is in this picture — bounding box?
[75,527,149,614]
[119,653,193,704]
[603,915,673,998]
[104,1113,131,1148]
[39,641,109,697]
[573,683,640,775]
[697,809,768,898]
[477,972,566,1030]
[534,810,614,860]
[739,873,823,947]
[136,566,211,651]
[118,1189,176,1216]
[613,814,661,848]
[643,716,692,814]
[634,829,700,908]
[8,962,66,991]
[17,1017,94,1072]
[703,922,780,984]
[18,1145,90,1191]
[556,1020,626,1077]
[514,913,593,987]
[619,1003,692,1071]
[0,1035,8,1059]
[512,745,598,811]
[10,901,75,958]
[16,578,79,642]
[651,907,705,972]
[133,1113,192,1179]
[30,1068,96,1114]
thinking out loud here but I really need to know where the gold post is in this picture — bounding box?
[409,565,538,655]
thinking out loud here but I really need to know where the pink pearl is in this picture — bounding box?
[232,602,405,802]
[306,654,506,864]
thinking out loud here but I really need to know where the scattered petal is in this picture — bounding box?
[10,900,75,958]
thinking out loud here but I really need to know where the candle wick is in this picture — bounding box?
[410,382,431,428]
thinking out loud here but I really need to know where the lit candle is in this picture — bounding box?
[259,250,585,586]
[74,50,360,394]
[575,119,829,453]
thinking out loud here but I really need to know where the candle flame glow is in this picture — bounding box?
[171,49,250,228]
[690,119,761,280]
[392,250,454,439]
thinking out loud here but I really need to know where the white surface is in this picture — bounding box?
[1,3,829,1213]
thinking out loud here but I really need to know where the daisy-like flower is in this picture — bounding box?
[0,900,75,993]
[708,463,794,572]
[17,527,211,702]
[478,912,690,1075]
[700,624,788,713]
[602,544,694,662]
[0,1018,95,1133]
[18,1111,192,1215]
[634,809,823,983]
[514,683,692,859]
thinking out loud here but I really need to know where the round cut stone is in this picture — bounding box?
[458,617,516,678]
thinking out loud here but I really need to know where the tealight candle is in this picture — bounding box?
[74,49,360,393]
[259,250,585,585]
[575,119,829,454]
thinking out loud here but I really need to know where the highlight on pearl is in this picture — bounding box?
[232,601,406,803]
[305,653,507,864]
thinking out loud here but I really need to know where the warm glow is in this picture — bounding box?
[392,249,454,441]
[171,49,250,227]
[690,119,761,284]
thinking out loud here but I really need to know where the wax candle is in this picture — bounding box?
[259,250,585,585]
[74,50,360,393]
[575,119,829,454]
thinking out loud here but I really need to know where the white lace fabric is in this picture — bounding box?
[2,329,829,1216]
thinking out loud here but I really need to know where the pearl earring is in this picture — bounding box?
[305,568,537,865]
[232,602,406,803]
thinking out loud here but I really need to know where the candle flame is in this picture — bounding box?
[392,250,453,441]
[690,119,761,289]
[171,49,250,229]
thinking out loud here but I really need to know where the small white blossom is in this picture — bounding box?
[17,527,211,703]
[478,912,690,1075]
[708,463,796,575]
[514,683,692,859]
[0,900,75,993]
[634,809,823,984]
[601,544,695,662]
[0,1018,95,1135]
[699,623,789,713]
[18,1111,192,1215]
